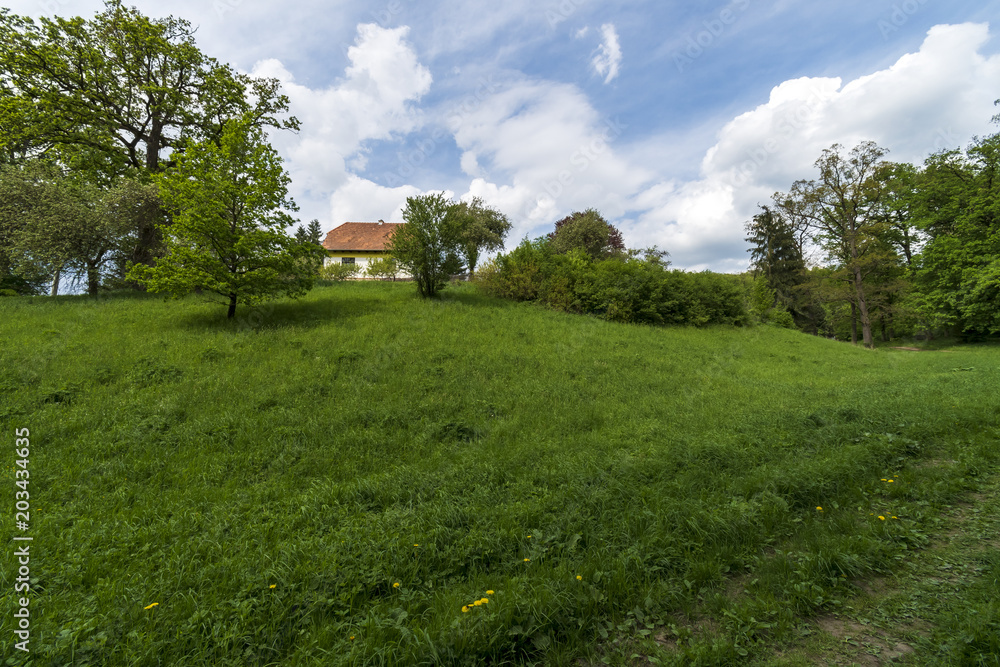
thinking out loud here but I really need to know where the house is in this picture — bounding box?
[321,220,402,272]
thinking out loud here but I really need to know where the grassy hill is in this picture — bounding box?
[1,282,998,665]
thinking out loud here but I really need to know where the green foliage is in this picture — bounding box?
[449,196,512,276]
[910,133,1000,337]
[478,237,749,326]
[0,160,160,295]
[549,208,625,258]
[0,1,297,178]
[319,261,361,281]
[128,115,312,318]
[364,256,400,281]
[390,192,464,297]
[0,282,997,664]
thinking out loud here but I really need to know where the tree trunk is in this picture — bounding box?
[227,293,238,319]
[850,300,858,345]
[50,266,61,297]
[87,264,101,295]
[852,266,874,348]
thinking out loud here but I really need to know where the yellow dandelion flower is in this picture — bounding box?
[144,602,159,610]
[462,606,470,613]
[393,582,400,588]
[881,479,887,481]
[878,516,885,520]
[892,516,898,519]
[816,506,823,511]
[481,597,489,604]
[527,535,532,539]
[269,584,276,589]
[888,479,894,483]
[486,590,494,595]
[524,558,530,562]
[350,635,355,641]
[413,544,419,547]
[473,600,482,606]
[576,575,582,580]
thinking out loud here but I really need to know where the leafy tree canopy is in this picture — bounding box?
[390,192,464,298]
[548,209,625,258]
[0,1,297,180]
[128,114,314,318]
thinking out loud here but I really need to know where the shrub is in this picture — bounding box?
[478,238,749,327]
[319,262,361,281]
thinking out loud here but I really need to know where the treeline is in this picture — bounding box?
[477,210,749,326]
[747,127,1000,345]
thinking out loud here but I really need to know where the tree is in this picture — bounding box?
[745,205,805,304]
[774,142,897,348]
[910,133,1000,335]
[0,1,297,265]
[128,115,313,318]
[365,257,399,281]
[294,219,326,276]
[389,192,463,298]
[449,197,511,277]
[548,209,625,258]
[0,160,150,295]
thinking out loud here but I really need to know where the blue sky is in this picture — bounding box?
[7,0,1000,270]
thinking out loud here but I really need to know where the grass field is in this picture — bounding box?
[1,281,998,665]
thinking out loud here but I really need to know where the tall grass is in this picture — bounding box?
[0,282,997,665]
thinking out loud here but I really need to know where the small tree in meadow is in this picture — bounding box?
[389,192,463,297]
[129,115,316,318]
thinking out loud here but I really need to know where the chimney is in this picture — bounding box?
[378,219,384,225]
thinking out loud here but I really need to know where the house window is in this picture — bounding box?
[341,257,355,265]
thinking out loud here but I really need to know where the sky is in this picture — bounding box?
[6,0,1000,271]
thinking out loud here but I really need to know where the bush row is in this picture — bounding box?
[476,239,749,326]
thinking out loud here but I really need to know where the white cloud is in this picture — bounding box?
[449,76,652,241]
[591,23,622,84]
[575,27,590,39]
[327,175,426,223]
[629,22,1000,269]
[251,23,432,230]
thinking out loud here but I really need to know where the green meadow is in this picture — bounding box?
[1,282,998,665]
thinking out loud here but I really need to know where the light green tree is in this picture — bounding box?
[389,192,463,297]
[128,115,314,318]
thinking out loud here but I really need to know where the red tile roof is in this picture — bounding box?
[321,222,402,252]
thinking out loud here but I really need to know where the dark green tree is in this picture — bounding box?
[449,197,511,277]
[548,208,625,258]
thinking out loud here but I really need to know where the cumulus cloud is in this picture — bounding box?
[591,23,622,84]
[449,76,652,241]
[630,22,1000,270]
[251,23,432,228]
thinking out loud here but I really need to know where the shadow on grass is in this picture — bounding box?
[175,294,393,332]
